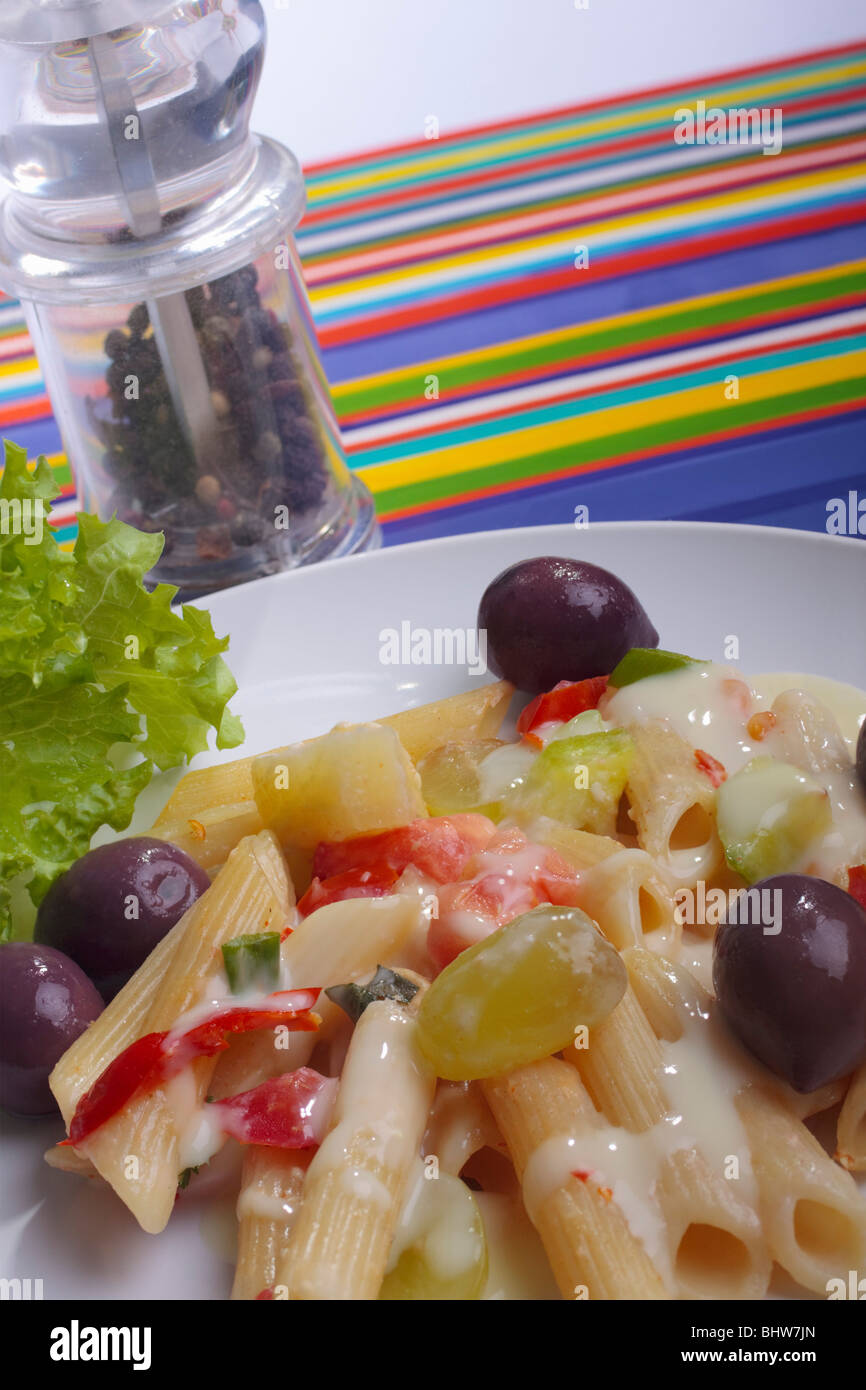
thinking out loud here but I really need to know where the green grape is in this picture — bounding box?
[717,756,832,883]
[508,729,633,835]
[379,1171,488,1300]
[416,904,626,1081]
[417,739,503,817]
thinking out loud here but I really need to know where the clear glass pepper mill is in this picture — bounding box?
[0,0,379,595]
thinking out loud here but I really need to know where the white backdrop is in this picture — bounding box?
[253,0,864,164]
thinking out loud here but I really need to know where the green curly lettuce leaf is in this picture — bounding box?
[0,439,245,938]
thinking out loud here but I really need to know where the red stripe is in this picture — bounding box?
[0,398,53,426]
[344,320,866,450]
[376,398,866,522]
[305,40,866,174]
[337,291,866,429]
[318,199,866,348]
[307,135,866,286]
[302,85,866,229]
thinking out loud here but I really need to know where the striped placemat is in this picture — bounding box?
[1,39,864,548]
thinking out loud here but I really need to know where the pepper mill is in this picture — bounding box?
[0,0,379,595]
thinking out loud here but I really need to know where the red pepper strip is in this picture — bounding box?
[297,865,400,917]
[257,1288,275,1300]
[214,1068,338,1148]
[516,676,609,738]
[64,989,320,1148]
[694,748,727,788]
[847,865,866,911]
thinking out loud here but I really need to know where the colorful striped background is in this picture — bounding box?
[1,39,864,549]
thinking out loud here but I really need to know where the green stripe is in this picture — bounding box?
[369,378,865,513]
[306,49,866,188]
[301,131,860,264]
[333,265,866,418]
[306,90,866,215]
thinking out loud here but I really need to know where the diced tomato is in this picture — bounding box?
[427,826,582,969]
[694,748,727,788]
[313,814,496,885]
[516,677,609,739]
[847,865,866,911]
[297,865,400,917]
[63,990,320,1148]
[215,1068,337,1149]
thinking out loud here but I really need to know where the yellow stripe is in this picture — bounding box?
[0,355,39,378]
[312,59,866,199]
[332,258,866,399]
[312,163,866,305]
[358,348,866,493]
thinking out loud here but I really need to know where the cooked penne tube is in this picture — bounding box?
[565,987,770,1299]
[232,1146,312,1301]
[624,723,723,888]
[149,800,264,873]
[483,1058,668,1300]
[152,680,514,829]
[49,910,189,1117]
[521,817,626,869]
[575,848,679,953]
[770,689,852,775]
[624,946,866,1291]
[43,1144,99,1178]
[277,994,435,1300]
[736,1084,866,1292]
[381,679,514,762]
[51,831,294,1234]
[836,1062,866,1173]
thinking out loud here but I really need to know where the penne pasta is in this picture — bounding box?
[483,1058,668,1300]
[149,800,265,873]
[737,1084,866,1293]
[51,831,294,1234]
[232,1146,312,1301]
[153,681,513,830]
[277,993,435,1300]
[624,723,723,888]
[770,689,852,776]
[836,1062,866,1173]
[565,987,770,1298]
[574,847,680,953]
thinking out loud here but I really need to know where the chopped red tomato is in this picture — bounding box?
[516,677,609,742]
[694,748,727,787]
[297,865,400,916]
[847,865,866,911]
[215,1068,337,1148]
[428,825,582,969]
[63,989,320,1148]
[313,814,496,885]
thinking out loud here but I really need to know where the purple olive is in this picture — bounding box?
[0,943,104,1116]
[35,837,210,1001]
[856,719,865,797]
[477,556,658,693]
[713,874,866,1092]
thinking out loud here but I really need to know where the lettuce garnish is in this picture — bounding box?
[0,440,244,937]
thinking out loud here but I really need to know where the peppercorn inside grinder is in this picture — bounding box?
[0,0,379,595]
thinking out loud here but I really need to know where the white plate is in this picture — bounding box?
[2,521,865,1301]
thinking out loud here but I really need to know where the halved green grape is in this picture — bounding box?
[416,903,626,1081]
[716,756,832,883]
[379,1170,487,1300]
[417,739,503,817]
[508,729,633,835]
[547,708,606,742]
